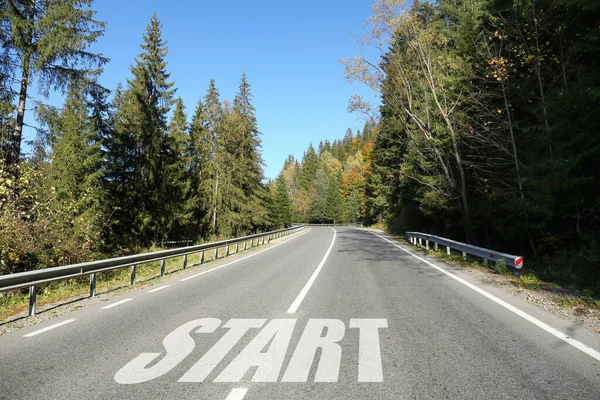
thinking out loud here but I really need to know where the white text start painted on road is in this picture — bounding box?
[114,318,388,384]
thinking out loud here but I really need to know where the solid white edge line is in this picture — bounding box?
[225,387,248,400]
[101,298,133,310]
[180,228,312,282]
[148,285,170,293]
[287,228,337,314]
[370,231,600,362]
[23,318,76,337]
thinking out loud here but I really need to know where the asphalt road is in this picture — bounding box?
[0,227,599,399]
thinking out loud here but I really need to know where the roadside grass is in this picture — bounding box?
[0,239,255,322]
[382,231,600,313]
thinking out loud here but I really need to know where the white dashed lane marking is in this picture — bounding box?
[101,298,133,310]
[23,319,76,338]
[287,228,336,314]
[148,285,170,293]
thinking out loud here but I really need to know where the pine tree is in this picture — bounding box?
[199,79,223,237]
[299,143,318,191]
[309,169,330,223]
[165,97,191,237]
[187,99,208,238]
[0,0,107,168]
[47,80,106,254]
[272,175,293,228]
[232,73,267,232]
[105,13,176,246]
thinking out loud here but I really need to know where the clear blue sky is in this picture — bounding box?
[29,0,380,179]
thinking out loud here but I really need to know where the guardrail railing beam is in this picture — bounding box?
[0,225,305,318]
[406,231,523,276]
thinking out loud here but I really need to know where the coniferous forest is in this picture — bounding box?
[0,7,292,276]
[286,0,600,293]
[1,1,599,295]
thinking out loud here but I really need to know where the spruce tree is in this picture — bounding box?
[299,144,318,191]
[200,79,223,237]
[0,0,107,168]
[272,176,293,228]
[232,73,267,232]
[165,97,191,237]
[105,13,176,246]
[48,81,106,252]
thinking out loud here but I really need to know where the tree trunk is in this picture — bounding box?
[212,170,219,234]
[10,2,34,168]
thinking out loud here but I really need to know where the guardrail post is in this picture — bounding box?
[418,238,422,247]
[214,248,218,260]
[226,245,230,257]
[29,285,36,316]
[483,258,488,266]
[447,246,451,256]
[462,252,467,260]
[160,259,166,276]
[426,240,429,250]
[90,273,96,297]
[434,242,438,251]
[243,241,247,251]
[130,265,136,285]
[183,254,188,269]
[235,243,239,253]
[200,251,205,264]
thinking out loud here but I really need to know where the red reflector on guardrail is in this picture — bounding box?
[515,256,523,269]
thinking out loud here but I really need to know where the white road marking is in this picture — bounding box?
[23,319,76,337]
[350,319,388,382]
[148,285,170,293]
[101,298,133,310]
[115,318,221,384]
[180,228,311,282]
[287,228,336,313]
[179,319,266,382]
[225,388,248,400]
[282,319,345,382]
[215,319,296,382]
[371,231,600,362]
[116,317,388,384]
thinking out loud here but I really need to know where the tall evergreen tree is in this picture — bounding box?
[299,143,318,191]
[165,97,191,237]
[271,175,293,228]
[0,0,107,168]
[199,79,223,237]
[105,13,176,246]
[232,73,267,232]
[47,80,106,255]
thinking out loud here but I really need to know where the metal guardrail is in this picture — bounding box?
[0,225,305,316]
[406,231,523,276]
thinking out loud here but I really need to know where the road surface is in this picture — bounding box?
[0,227,599,399]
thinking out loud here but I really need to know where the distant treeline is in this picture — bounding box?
[0,8,293,275]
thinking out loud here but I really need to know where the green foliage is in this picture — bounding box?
[105,13,177,246]
[0,0,107,167]
[490,260,511,275]
[271,176,293,228]
[339,0,600,293]
[0,10,273,280]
